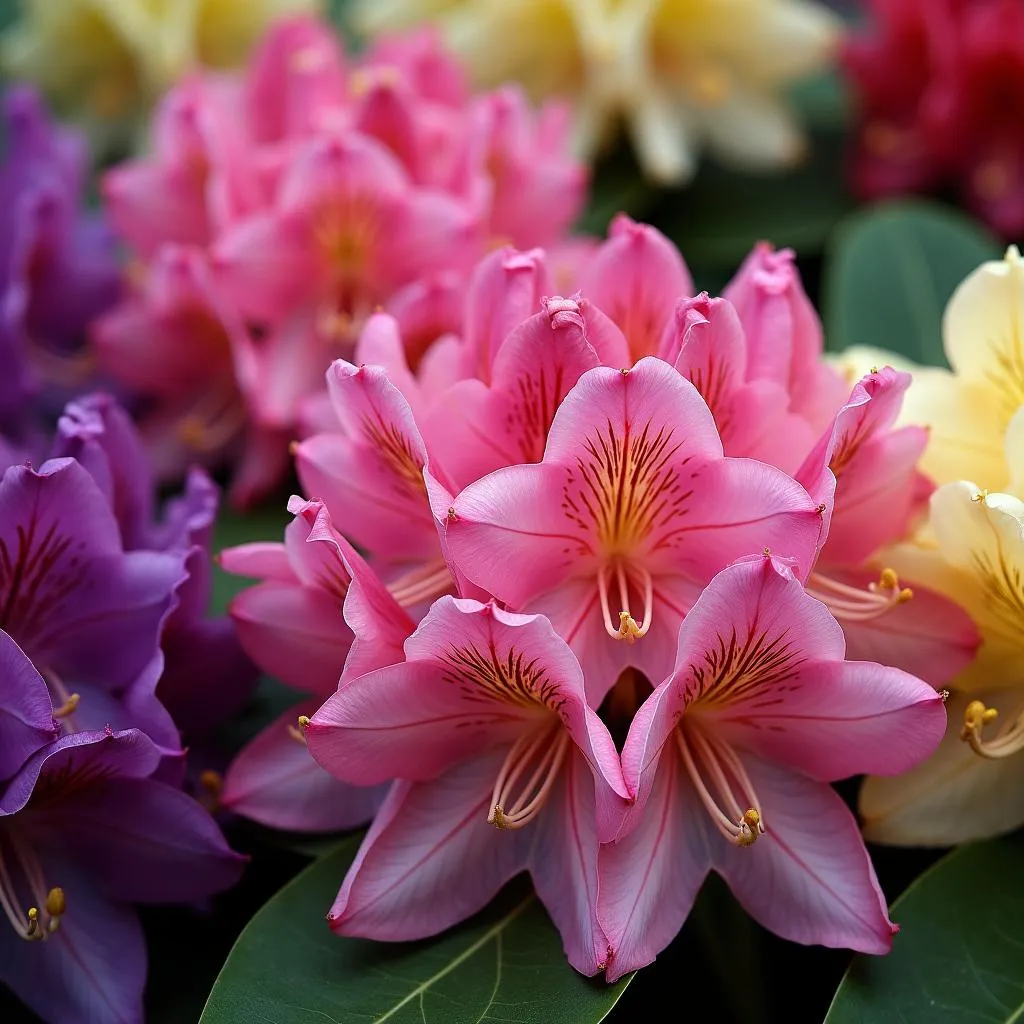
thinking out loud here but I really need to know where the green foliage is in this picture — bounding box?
[825,834,1024,1023]
[200,836,633,1024]
[823,199,1001,365]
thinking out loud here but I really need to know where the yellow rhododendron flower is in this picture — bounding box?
[839,245,1024,494]
[355,0,840,183]
[2,0,319,138]
[850,248,1024,846]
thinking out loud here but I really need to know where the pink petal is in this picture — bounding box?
[327,750,529,939]
[425,297,601,487]
[582,215,693,363]
[222,700,388,832]
[710,755,896,954]
[217,541,295,582]
[527,749,607,976]
[212,212,317,323]
[463,246,550,382]
[230,581,351,695]
[599,747,710,981]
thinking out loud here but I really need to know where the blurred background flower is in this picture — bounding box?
[355,0,840,184]
[1,0,320,152]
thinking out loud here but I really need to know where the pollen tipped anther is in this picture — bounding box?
[961,699,1024,760]
[488,726,569,831]
[807,569,912,622]
[287,718,310,745]
[53,692,80,717]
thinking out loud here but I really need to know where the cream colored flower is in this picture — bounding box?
[3,0,319,140]
[839,246,1024,495]
[355,0,839,183]
[860,485,1024,845]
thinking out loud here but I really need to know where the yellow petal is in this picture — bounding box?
[942,245,1024,427]
[860,688,1024,846]
[1006,406,1024,499]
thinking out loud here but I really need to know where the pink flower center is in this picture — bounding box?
[675,723,764,847]
[0,833,65,942]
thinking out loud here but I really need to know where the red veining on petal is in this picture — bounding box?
[688,360,733,441]
[561,418,691,555]
[440,642,567,714]
[684,625,804,712]
[509,364,565,463]
[361,415,427,497]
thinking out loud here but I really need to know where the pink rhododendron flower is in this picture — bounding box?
[844,0,1024,237]
[219,497,409,832]
[599,555,946,980]
[795,366,979,685]
[306,597,628,975]
[94,15,586,505]
[446,357,825,702]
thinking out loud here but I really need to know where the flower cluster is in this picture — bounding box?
[851,246,1024,846]
[0,84,120,454]
[0,392,253,1024]
[1,0,319,150]
[222,219,973,977]
[92,14,586,507]
[844,0,1024,237]
[354,0,840,183]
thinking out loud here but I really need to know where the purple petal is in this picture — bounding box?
[0,628,57,780]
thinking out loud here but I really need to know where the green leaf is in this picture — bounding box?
[824,833,1024,1024]
[201,836,633,1024]
[823,199,1001,365]
[653,129,852,268]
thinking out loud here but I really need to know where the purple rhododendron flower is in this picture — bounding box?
[0,85,120,443]
[0,709,244,1024]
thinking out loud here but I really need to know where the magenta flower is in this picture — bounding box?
[306,597,628,974]
[0,721,244,1024]
[599,555,946,981]
[446,357,825,702]
[843,0,1024,237]
[219,497,409,832]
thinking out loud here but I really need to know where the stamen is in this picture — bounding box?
[0,837,63,941]
[807,569,912,622]
[197,770,223,814]
[961,700,1024,760]
[386,560,454,607]
[287,716,311,746]
[488,725,570,830]
[598,563,654,642]
[676,726,765,847]
[53,693,80,718]
[42,668,80,733]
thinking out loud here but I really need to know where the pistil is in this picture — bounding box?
[489,724,570,830]
[676,725,765,846]
[807,569,912,622]
[961,699,1024,760]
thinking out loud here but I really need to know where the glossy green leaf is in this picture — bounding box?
[201,835,633,1024]
[824,833,1024,1024]
[653,129,852,268]
[823,199,1001,365]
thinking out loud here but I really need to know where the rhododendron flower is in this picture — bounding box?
[0,457,184,751]
[0,722,244,1024]
[844,0,1024,236]
[793,366,978,684]
[0,85,119,443]
[600,555,945,980]
[1,0,319,147]
[46,393,259,739]
[356,0,839,183]
[860,484,1024,845]
[219,497,407,832]
[306,597,628,975]
[96,16,585,504]
[447,356,825,702]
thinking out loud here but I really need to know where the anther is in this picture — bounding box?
[961,699,1024,760]
[53,693,80,717]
